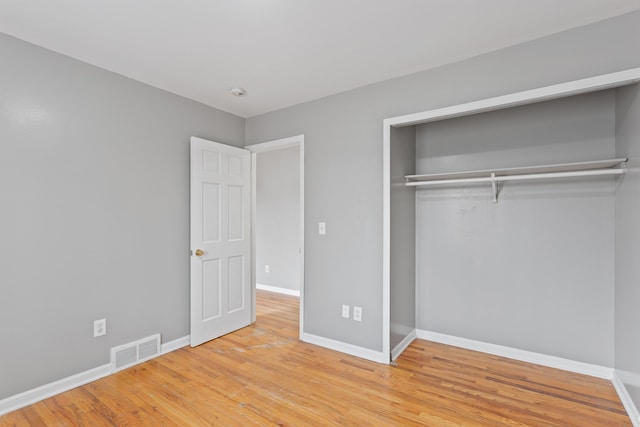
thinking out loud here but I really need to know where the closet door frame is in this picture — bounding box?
[382,68,640,363]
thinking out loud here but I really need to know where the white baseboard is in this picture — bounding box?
[301,332,386,364]
[256,283,300,297]
[0,364,111,416]
[0,334,191,417]
[161,335,190,354]
[613,370,640,427]
[391,330,416,361]
[416,329,614,380]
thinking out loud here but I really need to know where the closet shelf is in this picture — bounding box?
[404,158,628,202]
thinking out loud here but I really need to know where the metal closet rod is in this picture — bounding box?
[405,158,628,186]
[404,158,628,203]
[405,167,626,187]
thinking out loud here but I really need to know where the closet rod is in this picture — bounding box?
[405,167,625,187]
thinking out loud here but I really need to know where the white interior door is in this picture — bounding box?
[190,136,251,347]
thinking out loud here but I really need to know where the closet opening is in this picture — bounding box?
[382,68,640,368]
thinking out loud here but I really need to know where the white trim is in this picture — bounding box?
[248,135,305,339]
[257,283,300,297]
[299,141,305,339]
[613,370,640,427]
[250,150,258,324]
[382,122,391,364]
[0,364,111,416]
[301,332,387,364]
[416,330,613,379]
[245,134,303,152]
[385,67,640,128]
[391,330,416,361]
[298,141,305,339]
[0,334,190,416]
[161,335,190,354]
[250,151,258,324]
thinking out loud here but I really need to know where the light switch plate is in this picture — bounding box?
[318,222,326,235]
[342,305,350,319]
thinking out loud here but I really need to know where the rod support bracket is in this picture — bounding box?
[491,172,498,203]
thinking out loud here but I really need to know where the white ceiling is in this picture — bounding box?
[1,0,639,118]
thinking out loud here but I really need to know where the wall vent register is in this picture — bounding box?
[110,334,161,373]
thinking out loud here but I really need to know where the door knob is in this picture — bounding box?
[195,249,204,256]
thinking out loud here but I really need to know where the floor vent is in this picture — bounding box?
[110,334,161,373]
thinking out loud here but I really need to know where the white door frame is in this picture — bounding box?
[245,135,305,338]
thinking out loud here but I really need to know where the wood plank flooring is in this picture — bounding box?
[0,290,631,426]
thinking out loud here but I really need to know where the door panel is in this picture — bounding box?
[228,185,244,240]
[202,258,221,320]
[228,255,245,312]
[203,183,221,242]
[191,137,251,347]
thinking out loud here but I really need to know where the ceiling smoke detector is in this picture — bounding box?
[230,87,246,97]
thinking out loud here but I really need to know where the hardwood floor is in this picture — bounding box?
[1,290,631,426]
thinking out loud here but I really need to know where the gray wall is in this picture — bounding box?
[0,33,244,399]
[390,126,416,352]
[414,91,615,366]
[2,8,640,411]
[256,146,301,291]
[615,84,640,410]
[245,11,640,353]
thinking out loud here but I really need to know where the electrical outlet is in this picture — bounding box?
[353,306,362,322]
[342,305,350,319]
[94,318,106,337]
[265,265,270,273]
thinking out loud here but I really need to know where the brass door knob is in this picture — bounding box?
[195,249,204,256]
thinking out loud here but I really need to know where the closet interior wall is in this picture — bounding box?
[407,90,618,367]
[615,84,640,406]
[389,126,416,353]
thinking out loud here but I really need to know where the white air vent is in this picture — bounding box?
[110,334,161,373]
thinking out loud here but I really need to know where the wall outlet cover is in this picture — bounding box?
[94,318,106,337]
[353,306,362,322]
